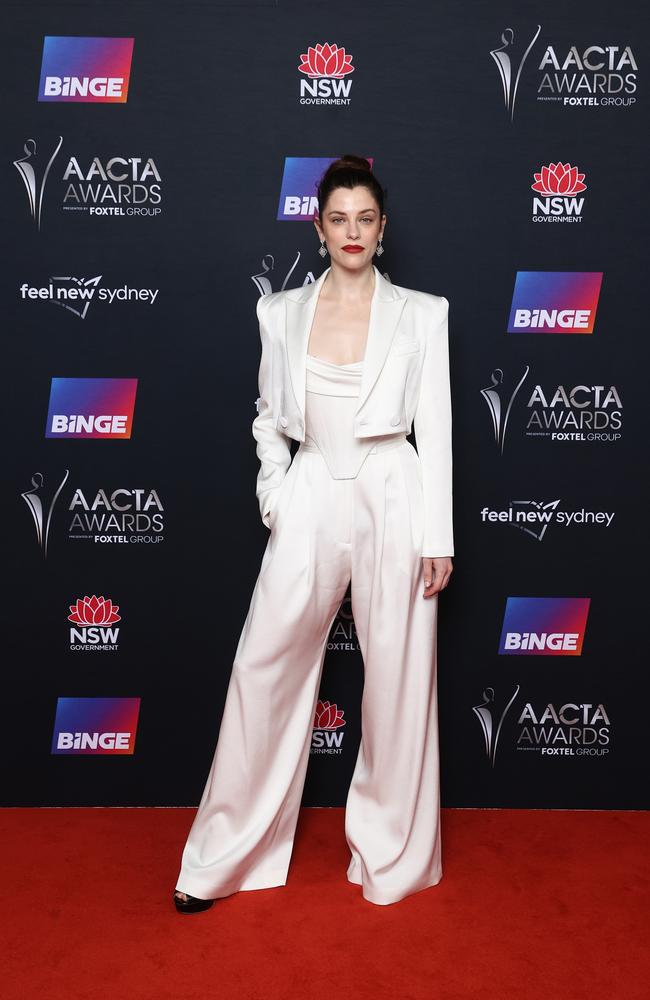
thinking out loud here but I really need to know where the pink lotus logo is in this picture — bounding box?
[313,699,346,730]
[298,43,354,78]
[532,162,587,196]
[68,594,121,625]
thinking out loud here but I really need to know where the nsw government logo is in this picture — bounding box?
[69,594,121,652]
[45,378,138,439]
[298,42,354,105]
[499,597,591,655]
[531,162,587,222]
[38,36,134,103]
[51,697,140,754]
[311,699,346,755]
[508,272,603,334]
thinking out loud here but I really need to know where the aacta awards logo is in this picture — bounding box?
[251,253,316,296]
[537,42,637,109]
[13,137,63,230]
[61,152,162,217]
[311,699,346,755]
[67,485,164,545]
[21,469,70,558]
[517,700,610,756]
[481,366,623,448]
[298,42,354,105]
[69,595,121,652]
[490,25,542,120]
[472,685,520,766]
[12,138,163,225]
[531,162,587,223]
[38,36,134,103]
[21,470,165,554]
[490,25,638,115]
[525,381,622,443]
[472,686,611,763]
[326,595,360,653]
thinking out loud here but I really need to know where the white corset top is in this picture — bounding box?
[303,353,376,479]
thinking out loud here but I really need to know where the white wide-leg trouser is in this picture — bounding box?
[175,436,442,906]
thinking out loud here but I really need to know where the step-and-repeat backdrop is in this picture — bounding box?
[2,1,648,808]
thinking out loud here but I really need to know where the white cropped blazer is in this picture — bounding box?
[252,264,454,557]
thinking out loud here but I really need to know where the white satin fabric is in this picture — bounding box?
[175,355,442,906]
[303,352,401,478]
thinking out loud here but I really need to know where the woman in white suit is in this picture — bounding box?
[174,155,453,913]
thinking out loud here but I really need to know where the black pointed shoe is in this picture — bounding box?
[173,890,215,914]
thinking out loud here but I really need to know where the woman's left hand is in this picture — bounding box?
[422,557,453,598]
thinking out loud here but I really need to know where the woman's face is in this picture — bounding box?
[314,185,385,271]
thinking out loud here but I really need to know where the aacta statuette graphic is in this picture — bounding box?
[13,136,63,230]
[480,366,529,454]
[472,685,520,767]
[490,25,541,121]
[21,469,69,557]
[251,252,316,296]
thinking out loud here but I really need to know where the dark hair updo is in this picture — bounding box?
[316,154,386,218]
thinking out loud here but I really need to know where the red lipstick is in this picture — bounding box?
[342,245,364,253]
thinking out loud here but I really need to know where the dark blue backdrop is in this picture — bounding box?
[1,0,647,808]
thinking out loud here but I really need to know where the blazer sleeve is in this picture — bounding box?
[252,294,292,529]
[413,296,454,558]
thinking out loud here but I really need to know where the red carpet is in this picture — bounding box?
[1,807,647,1000]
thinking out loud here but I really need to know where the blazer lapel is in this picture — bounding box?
[284,264,406,423]
[285,266,330,427]
[356,267,406,413]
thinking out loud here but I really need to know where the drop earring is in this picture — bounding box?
[318,240,328,258]
[375,237,384,257]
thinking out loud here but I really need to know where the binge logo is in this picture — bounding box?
[508,271,603,333]
[277,156,373,220]
[38,36,134,103]
[46,378,138,439]
[51,697,140,754]
[499,597,591,655]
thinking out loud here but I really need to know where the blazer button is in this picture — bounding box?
[390,415,401,426]
[279,415,288,428]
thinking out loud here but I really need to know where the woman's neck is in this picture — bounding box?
[321,263,376,304]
